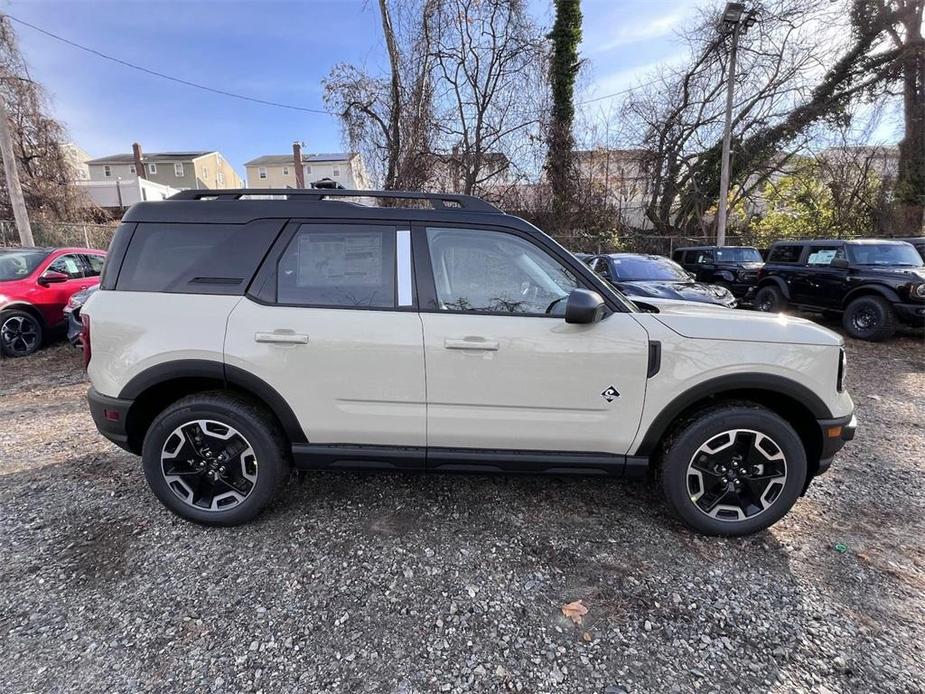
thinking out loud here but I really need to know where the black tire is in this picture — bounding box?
[0,309,44,357]
[659,403,807,536]
[141,391,290,526]
[842,295,896,342]
[754,285,785,313]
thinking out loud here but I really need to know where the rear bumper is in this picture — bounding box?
[87,387,135,452]
[893,302,925,325]
[814,413,857,475]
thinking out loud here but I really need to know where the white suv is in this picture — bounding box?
[82,190,856,536]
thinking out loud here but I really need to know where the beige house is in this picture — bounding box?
[244,152,369,189]
[86,149,244,190]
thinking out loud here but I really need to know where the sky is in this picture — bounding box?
[2,0,896,182]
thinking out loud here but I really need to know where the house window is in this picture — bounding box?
[258,167,268,180]
[217,171,225,186]
[129,165,136,174]
[202,167,209,179]
[103,165,112,177]
[332,166,341,177]
[148,163,157,174]
[304,165,311,175]
[283,166,290,176]
[174,162,185,177]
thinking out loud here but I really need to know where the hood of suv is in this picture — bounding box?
[619,280,736,307]
[645,299,842,346]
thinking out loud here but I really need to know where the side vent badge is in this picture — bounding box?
[601,385,620,402]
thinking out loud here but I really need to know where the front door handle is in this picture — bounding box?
[444,337,500,351]
[255,331,309,344]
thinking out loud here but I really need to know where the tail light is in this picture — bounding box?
[80,314,91,370]
[756,267,766,280]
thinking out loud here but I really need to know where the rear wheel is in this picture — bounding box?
[141,392,290,525]
[660,404,807,536]
[0,310,43,357]
[842,295,895,341]
[754,285,785,313]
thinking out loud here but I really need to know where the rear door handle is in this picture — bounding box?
[255,331,309,344]
[444,338,499,351]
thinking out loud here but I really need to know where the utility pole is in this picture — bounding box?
[0,97,34,247]
[715,2,756,247]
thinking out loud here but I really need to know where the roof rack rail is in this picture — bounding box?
[167,188,502,213]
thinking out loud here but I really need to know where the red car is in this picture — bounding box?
[0,247,106,357]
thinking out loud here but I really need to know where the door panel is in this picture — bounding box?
[421,312,650,454]
[225,299,426,448]
[224,221,425,451]
[417,225,649,456]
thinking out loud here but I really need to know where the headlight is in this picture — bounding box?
[912,283,925,300]
[837,348,847,392]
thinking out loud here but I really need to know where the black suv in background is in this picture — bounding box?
[754,239,925,341]
[672,246,763,300]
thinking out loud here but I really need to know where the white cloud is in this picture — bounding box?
[594,11,687,52]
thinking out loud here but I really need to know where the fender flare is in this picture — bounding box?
[0,301,47,328]
[756,276,790,300]
[843,284,901,307]
[634,373,832,457]
[119,359,307,443]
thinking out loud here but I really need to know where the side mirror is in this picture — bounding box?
[565,288,606,324]
[831,258,850,269]
[38,270,69,286]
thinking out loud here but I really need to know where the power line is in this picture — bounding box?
[579,75,666,105]
[3,12,666,115]
[1,13,331,115]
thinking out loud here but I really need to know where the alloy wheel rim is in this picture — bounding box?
[686,429,788,522]
[1,315,39,356]
[160,419,258,511]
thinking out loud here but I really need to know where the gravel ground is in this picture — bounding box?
[0,318,923,694]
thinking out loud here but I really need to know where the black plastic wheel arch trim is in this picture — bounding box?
[117,359,307,444]
[634,373,834,457]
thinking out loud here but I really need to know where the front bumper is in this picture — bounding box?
[893,302,925,325]
[815,413,857,475]
[87,387,135,452]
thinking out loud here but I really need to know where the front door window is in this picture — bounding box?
[425,228,578,316]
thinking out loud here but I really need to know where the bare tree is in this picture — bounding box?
[323,0,437,191]
[619,0,911,235]
[429,0,545,195]
[0,16,93,223]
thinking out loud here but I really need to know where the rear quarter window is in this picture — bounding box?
[116,220,283,294]
[767,244,803,263]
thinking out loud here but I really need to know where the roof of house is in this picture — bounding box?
[86,151,214,165]
[244,153,356,167]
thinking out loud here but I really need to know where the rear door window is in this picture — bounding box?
[82,253,106,277]
[806,246,844,266]
[276,224,397,309]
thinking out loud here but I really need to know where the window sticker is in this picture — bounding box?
[297,232,383,287]
[808,250,837,265]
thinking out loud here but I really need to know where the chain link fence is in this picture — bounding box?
[0,220,118,250]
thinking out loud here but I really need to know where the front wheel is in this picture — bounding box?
[659,404,807,536]
[842,295,896,341]
[141,392,290,525]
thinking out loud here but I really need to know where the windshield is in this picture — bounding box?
[611,256,689,282]
[715,247,762,263]
[0,249,50,281]
[847,243,923,267]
